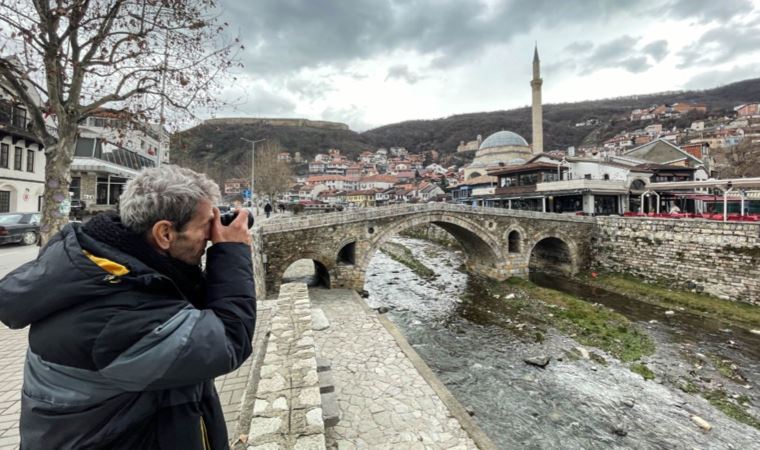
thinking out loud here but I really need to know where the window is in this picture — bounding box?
[11,107,26,129]
[584,174,592,180]
[603,174,610,180]
[26,150,34,172]
[0,191,9,213]
[96,176,127,205]
[13,147,23,171]
[0,144,8,168]
[75,137,95,157]
[70,177,81,200]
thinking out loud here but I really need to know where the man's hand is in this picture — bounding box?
[210,208,252,245]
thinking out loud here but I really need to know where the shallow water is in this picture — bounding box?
[362,237,760,449]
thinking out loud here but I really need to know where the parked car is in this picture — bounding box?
[0,212,41,245]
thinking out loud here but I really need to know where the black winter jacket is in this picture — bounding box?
[0,224,256,450]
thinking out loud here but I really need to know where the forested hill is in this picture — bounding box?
[172,77,760,169]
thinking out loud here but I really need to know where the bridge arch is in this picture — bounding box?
[356,212,504,275]
[336,239,357,265]
[527,232,579,275]
[273,251,332,292]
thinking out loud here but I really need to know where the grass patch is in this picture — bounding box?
[380,243,435,279]
[677,379,760,430]
[708,354,746,383]
[703,390,760,430]
[678,380,700,394]
[629,363,655,380]
[586,273,760,329]
[501,277,655,362]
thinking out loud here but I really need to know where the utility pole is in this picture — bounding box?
[241,137,266,208]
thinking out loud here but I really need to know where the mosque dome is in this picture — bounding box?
[479,130,529,150]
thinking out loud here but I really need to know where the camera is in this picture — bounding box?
[220,210,254,229]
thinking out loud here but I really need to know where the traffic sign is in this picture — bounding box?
[242,189,251,199]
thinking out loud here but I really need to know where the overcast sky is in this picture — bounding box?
[211,0,760,131]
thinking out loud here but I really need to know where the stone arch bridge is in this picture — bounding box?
[254,204,597,297]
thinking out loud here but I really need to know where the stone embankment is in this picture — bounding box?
[247,283,327,449]
[593,217,760,304]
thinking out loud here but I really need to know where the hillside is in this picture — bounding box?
[171,77,760,173]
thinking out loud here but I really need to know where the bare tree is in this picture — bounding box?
[718,139,760,178]
[0,0,240,242]
[229,140,293,205]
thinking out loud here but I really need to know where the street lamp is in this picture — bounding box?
[240,137,266,206]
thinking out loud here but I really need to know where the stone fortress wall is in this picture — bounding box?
[203,117,349,131]
[593,217,760,304]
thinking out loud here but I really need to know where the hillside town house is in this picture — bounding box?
[358,174,397,190]
[346,190,376,208]
[305,174,359,191]
[735,103,760,118]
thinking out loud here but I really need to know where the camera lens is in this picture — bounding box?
[220,210,254,229]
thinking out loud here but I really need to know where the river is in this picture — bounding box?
[361,237,760,449]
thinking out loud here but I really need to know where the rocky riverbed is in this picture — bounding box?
[362,237,760,449]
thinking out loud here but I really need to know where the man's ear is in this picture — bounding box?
[150,220,175,251]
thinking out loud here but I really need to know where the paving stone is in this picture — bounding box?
[293,434,326,450]
[249,417,282,440]
[309,289,478,450]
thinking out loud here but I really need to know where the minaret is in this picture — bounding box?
[531,44,544,154]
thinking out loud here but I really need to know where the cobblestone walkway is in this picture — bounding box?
[310,288,480,450]
[0,315,264,450]
[0,327,25,450]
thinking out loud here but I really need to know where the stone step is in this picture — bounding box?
[319,368,335,394]
[321,391,340,428]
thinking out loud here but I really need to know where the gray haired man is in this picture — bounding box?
[0,165,256,450]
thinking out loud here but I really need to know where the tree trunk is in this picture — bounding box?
[39,131,76,246]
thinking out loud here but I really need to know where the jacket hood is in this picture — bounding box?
[0,223,164,329]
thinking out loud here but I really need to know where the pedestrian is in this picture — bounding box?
[0,166,256,450]
[264,202,272,218]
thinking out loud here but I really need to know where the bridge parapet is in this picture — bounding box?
[259,203,595,233]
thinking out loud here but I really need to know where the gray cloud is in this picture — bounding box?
[579,36,654,74]
[548,36,671,76]
[678,24,760,68]
[226,86,296,116]
[222,0,654,76]
[285,77,335,101]
[385,64,422,84]
[666,0,754,24]
[564,41,593,54]
[642,40,668,62]
[321,105,375,132]
[683,63,760,90]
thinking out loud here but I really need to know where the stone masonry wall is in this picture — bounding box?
[247,283,326,449]
[593,217,760,304]
[251,228,267,301]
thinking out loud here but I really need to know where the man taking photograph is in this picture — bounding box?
[0,166,256,450]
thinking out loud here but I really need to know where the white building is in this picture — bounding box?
[0,75,47,212]
[69,110,168,214]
